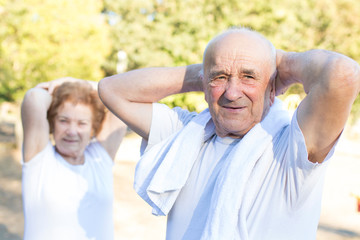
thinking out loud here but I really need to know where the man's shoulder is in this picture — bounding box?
[154,103,199,125]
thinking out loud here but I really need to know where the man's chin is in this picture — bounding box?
[216,128,248,139]
[216,122,256,138]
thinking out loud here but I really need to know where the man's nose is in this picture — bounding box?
[223,78,244,101]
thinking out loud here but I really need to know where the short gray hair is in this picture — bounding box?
[201,26,276,75]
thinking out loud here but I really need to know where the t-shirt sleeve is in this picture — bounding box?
[141,103,197,154]
[22,141,54,167]
[281,108,339,207]
[288,108,337,169]
[22,141,54,205]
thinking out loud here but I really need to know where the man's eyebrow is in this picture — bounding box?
[208,70,228,79]
[241,69,256,76]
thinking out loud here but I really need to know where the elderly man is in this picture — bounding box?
[98,27,360,239]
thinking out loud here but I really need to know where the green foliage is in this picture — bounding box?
[160,92,208,112]
[0,0,110,103]
[351,97,360,124]
[103,0,360,121]
[2,0,360,121]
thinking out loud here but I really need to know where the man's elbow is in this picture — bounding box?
[98,76,130,113]
[352,62,360,94]
[332,56,360,97]
[98,76,112,105]
[344,60,360,96]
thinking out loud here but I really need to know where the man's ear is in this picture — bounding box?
[199,72,210,103]
[269,70,277,105]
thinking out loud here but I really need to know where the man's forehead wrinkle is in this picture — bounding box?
[210,54,260,74]
[204,32,272,80]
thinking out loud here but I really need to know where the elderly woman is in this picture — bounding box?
[21,77,126,240]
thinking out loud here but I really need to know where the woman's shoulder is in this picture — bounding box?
[85,139,113,165]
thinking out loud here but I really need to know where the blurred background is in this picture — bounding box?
[0,0,359,239]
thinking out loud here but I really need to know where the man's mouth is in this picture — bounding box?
[63,139,78,143]
[224,106,243,109]
[222,105,245,110]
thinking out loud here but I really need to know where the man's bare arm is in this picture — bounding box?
[98,64,203,140]
[276,49,360,163]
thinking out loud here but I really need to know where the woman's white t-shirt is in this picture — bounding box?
[22,140,114,240]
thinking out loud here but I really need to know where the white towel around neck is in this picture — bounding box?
[134,98,290,239]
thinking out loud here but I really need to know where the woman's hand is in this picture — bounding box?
[35,77,96,94]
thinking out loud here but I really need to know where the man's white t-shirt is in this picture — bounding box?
[22,140,114,240]
[142,103,336,240]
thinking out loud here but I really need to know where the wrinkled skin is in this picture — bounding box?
[53,101,94,164]
[202,31,276,138]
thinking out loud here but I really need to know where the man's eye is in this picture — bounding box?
[244,75,254,79]
[210,76,227,86]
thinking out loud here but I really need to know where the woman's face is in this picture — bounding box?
[53,101,93,162]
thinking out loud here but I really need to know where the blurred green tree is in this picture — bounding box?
[1,0,359,121]
[0,0,110,102]
[103,0,360,120]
